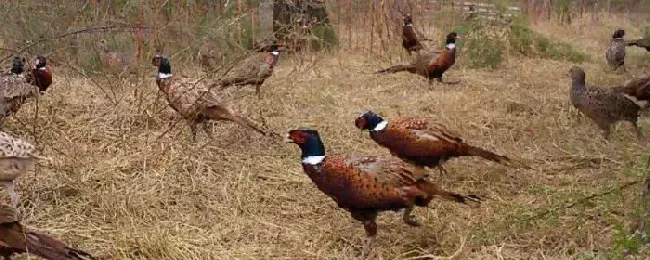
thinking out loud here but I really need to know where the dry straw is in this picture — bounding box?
[1,1,650,259]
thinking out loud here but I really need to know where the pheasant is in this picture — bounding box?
[96,39,131,77]
[569,66,643,140]
[355,111,518,176]
[285,128,481,238]
[401,13,424,55]
[25,55,53,93]
[152,55,268,142]
[612,73,650,110]
[0,57,40,124]
[0,130,45,209]
[217,44,283,99]
[626,37,650,52]
[0,204,95,260]
[606,29,626,71]
[377,32,459,84]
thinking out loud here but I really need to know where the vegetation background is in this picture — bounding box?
[1,0,650,259]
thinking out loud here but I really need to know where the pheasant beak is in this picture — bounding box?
[284,133,295,143]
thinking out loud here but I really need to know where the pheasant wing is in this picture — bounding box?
[224,55,262,79]
[413,51,441,75]
[0,75,38,100]
[344,154,426,187]
[392,117,463,143]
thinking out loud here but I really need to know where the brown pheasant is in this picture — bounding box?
[152,55,268,142]
[25,55,53,93]
[377,32,459,84]
[401,13,424,55]
[569,66,643,140]
[96,39,132,77]
[218,44,283,99]
[0,204,95,260]
[605,29,626,71]
[0,130,44,209]
[285,128,481,237]
[0,57,40,125]
[355,111,521,176]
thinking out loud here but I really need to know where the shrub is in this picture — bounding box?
[508,17,589,63]
[456,13,589,69]
[458,20,505,70]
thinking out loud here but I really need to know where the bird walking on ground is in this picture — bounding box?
[152,55,269,142]
[377,32,459,85]
[25,55,53,94]
[285,128,481,238]
[355,111,522,176]
[0,204,95,260]
[400,12,425,55]
[0,57,41,126]
[569,66,643,140]
[217,44,283,99]
[606,29,626,71]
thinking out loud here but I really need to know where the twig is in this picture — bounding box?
[0,25,152,63]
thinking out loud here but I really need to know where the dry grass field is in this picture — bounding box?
[2,4,650,260]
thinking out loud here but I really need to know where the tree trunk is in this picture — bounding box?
[259,0,273,41]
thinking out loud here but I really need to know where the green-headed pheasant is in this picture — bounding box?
[152,55,268,142]
[401,13,424,55]
[355,111,519,176]
[285,128,480,237]
[25,55,53,93]
[377,32,459,84]
[218,44,283,99]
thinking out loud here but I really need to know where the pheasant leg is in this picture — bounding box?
[202,121,214,140]
[255,84,262,100]
[188,121,199,143]
[402,207,423,227]
[437,164,449,177]
[362,220,377,237]
[633,121,645,141]
[602,128,611,140]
